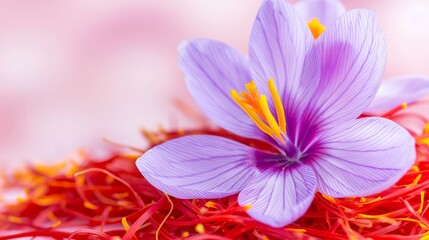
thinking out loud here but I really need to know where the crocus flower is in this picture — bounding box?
[295,0,429,115]
[137,0,415,227]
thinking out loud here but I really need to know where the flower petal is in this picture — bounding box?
[238,164,317,227]
[179,39,265,140]
[249,0,320,141]
[294,0,346,26]
[136,135,259,199]
[307,117,415,198]
[305,9,386,131]
[365,74,429,114]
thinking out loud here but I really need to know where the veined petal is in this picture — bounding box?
[238,164,317,228]
[179,39,266,141]
[136,135,258,199]
[249,0,320,142]
[294,0,346,26]
[305,9,386,131]
[365,74,429,114]
[308,117,415,197]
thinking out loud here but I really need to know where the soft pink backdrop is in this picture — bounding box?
[1,0,428,169]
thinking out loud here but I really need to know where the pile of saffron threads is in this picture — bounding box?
[1,103,429,240]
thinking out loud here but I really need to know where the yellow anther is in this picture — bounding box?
[411,165,420,172]
[401,102,408,109]
[34,162,68,177]
[243,204,252,210]
[231,79,287,143]
[182,231,190,238]
[204,201,217,209]
[285,228,307,233]
[195,223,205,234]
[268,79,286,132]
[84,201,99,210]
[259,95,283,142]
[418,191,425,214]
[322,194,336,203]
[47,212,58,222]
[66,161,79,178]
[76,175,86,186]
[408,174,422,187]
[360,196,381,205]
[122,217,131,231]
[50,220,61,228]
[245,80,259,101]
[418,137,429,146]
[307,18,326,39]
[7,216,23,224]
[231,89,274,136]
[33,194,64,206]
[424,123,429,134]
[112,192,130,199]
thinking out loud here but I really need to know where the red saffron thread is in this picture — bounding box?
[0,102,429,239]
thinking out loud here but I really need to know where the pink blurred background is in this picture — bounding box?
[1,0,429,170]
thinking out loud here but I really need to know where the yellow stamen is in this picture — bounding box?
[285,228,307,233]
[231,89,274,136]
[112,192,130,199]
[182,231,190,238]
[307,18,326,39]
[245,80,259,101]
[34,162,68,177]
[243,204,252,210]
[230,79,287,143]
[322,194,336,203]
[259,95,283,142]
[122,217,131,231]
[357,213,397,224]
[418,191,425,214]
[408,174,422,187]
[360,196,381,205]
[268,79,286,132]
[84,201,99,210]
[195,223,205,234]
[33,194,65,206]
[50,220,61,228]
[411,165,420,172]
[204,201,217,209]
[7,216,23,224]
[418,137,429,146]
[424,123,429,134]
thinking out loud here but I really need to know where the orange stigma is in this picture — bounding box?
[307,18,326,39]
[230,79,286,143]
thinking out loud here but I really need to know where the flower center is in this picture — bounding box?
[230,79,286,143]
[307,18,326,39]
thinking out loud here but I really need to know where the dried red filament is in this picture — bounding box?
[1,103,429,240]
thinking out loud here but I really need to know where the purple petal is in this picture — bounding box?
[136,135,258,199]
[238,164,317,227]
[304,9,386,131]
[249,0,320,141]
[307,117,415,197]
[365,75,429,114]
[294,0,346,26]
[179,40,265,141]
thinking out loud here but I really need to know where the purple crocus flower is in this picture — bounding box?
[137,0,415,227]
[295,0,429,115]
